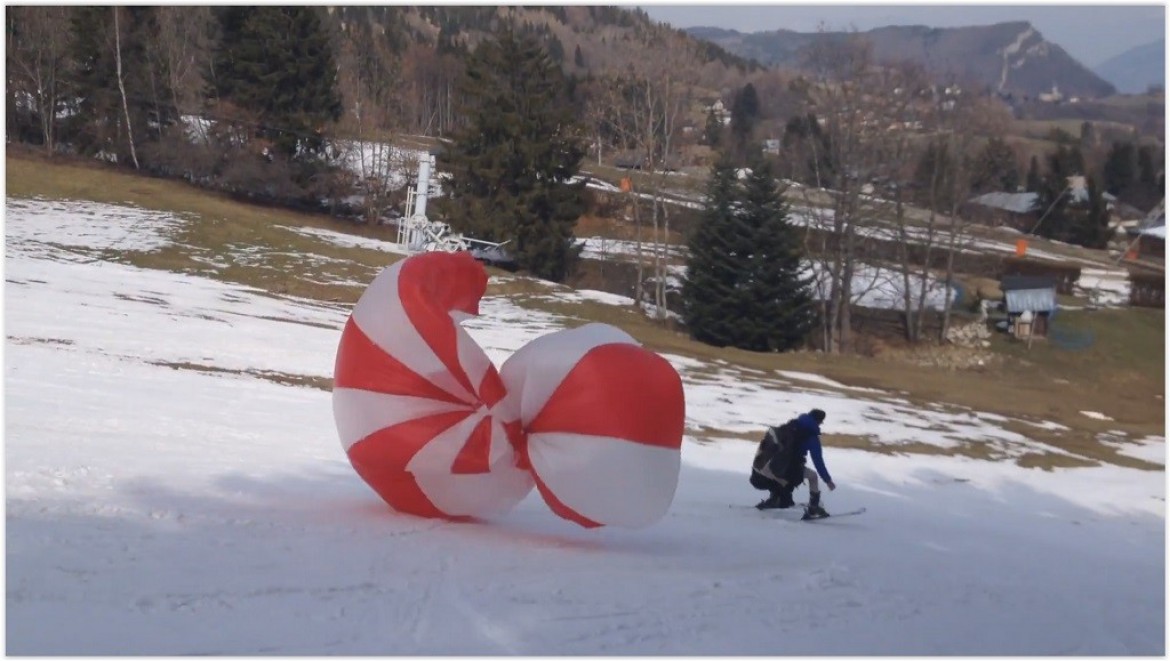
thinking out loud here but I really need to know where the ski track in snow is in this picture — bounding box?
[4,196,1165,655]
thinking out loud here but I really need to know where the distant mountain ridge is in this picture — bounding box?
[687,21,1117,99]
[1093,39,1165,95]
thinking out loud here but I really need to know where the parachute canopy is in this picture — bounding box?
[332,252,686,528]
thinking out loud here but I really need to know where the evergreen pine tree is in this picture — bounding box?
[682,157,813,352]
[209,7,341,159]
[738,159,815,351]
[68,7,172,163]
[704,108,722,148]
[1033,159,1073,242]
[913,140,957,208]
[439,24,587,282]
[1031,143,1093,241]
[1137,145,1157,188]
[681,157,747,347]
[1067,176,1112,249]
[1103,141,1136,196]
[1025,155,1042,192]
[1079,121,1096,149]
[970,137,1020,193]
[782,112,834,188]
[729,83,760,164]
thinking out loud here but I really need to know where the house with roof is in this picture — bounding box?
[964,176,1121,232]
[612,150,645,170]
[999,275,1059,340]
[1126,198,1165,263]
[962,191,1038,230]
[1137,223,1165,260]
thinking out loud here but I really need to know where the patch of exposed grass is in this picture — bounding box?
[826,432,1111,469]
[688,423,1111,471]
[686,427,762,444]
[7,336,75,347]
[1015,453,1100,470]
[825,433,1001,461]
[151,361,331,391]
[113,293,170,306]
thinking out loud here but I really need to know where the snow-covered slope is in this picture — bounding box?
[4,197,1164,654]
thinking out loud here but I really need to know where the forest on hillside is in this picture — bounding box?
[7,5,1161,215]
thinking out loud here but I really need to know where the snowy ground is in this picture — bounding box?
[578,234,958,311]
[4,197,1165,654]
[1076,267,1133,307]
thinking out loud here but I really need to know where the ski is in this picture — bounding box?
[731,504,867,521]
[800,507,866,521]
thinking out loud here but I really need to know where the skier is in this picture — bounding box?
[750,408,836,519]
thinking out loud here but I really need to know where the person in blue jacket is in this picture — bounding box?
[750,408,836,518]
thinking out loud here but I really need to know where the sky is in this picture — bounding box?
[638,3,1166,68]
[4,192,1163,654]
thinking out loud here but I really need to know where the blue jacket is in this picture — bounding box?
[794,413,833,484]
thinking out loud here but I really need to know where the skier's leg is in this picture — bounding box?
[750,471,772,492]
[753,473,787,509]
[776,486,795,508]
[803,467,829,518]
[805,466,819,495]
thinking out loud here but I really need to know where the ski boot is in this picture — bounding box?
[756,489,795,510]
[755,492,780,510]
[777,489,795,509]
[802,491,830,520]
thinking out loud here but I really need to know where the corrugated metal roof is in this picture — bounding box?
[1141,225,1166,239]
[1140,199,1165,229]
[1127,199,1164,237]
[971,182,1116,214]
[968,191,1038,214]
[1005,288,1057,313]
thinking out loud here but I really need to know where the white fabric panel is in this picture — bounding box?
[499,323,637,424]
[448,310,475,324]
[453,316,494,400]
[350,263,476,405]
[406,407,487,472]
[528,432,680,528]
[487,416,517,466]
[332,388,473,452]
[409,408,533,518]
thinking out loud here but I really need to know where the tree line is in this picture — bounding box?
[9,8,1157,356]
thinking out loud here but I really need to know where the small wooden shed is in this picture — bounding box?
[999,275,1059,339]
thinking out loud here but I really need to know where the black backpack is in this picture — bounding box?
[752,420,800,474]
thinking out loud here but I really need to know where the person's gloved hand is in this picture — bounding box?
[826,481,836,491]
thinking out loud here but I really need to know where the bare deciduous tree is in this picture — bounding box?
[400,44,461,137]
[6,6,72,154]
[150,7,213,125]
[334,23,411,223]
[113,7,140,169]
[797,32,887,353]
[598,35,698,321]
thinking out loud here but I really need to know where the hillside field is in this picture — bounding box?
[6,152,1163,467]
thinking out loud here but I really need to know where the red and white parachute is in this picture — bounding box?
[332,252,685,528]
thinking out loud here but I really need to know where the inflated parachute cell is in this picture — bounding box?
[499,323,685,528]
[332,252,533,521]
[332,252,686,528]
